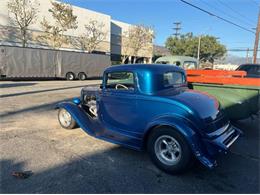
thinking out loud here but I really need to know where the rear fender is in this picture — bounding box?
[145,115,216,168]
[56,102,103,136]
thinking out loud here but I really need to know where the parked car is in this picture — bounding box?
[236,63,260,78]
[56,64,241,174]
[154,55,199,69]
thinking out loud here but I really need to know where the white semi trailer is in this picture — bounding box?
[0,46,111,80]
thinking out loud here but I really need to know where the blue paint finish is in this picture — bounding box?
[56,102,143,150]
[57,64,241,169]
[56,102,98,136]
[72,97,81,105]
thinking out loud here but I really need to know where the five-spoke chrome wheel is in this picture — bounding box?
[58,108,77,129]
[59,109,72,127]
[147,127,193,174]
[154,135,182,166]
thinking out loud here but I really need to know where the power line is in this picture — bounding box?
[200,0,254,27]
[227,49,254,51]
[216,0,255,26]
[180,0,255,34]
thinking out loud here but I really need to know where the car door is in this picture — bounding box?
[99,71,139,132]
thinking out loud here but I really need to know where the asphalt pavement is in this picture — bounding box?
[0,80,259,193]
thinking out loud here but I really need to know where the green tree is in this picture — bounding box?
[122,24,154,63]
[76,20,107,53]
[165,33,226,63]
[39,1,78,49]
[7,0,39,47]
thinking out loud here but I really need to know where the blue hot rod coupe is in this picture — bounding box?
[56,64,241,174]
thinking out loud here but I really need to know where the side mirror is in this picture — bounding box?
[99,84,103,89]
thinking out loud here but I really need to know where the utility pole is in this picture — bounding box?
[246,48,249,63]
[173,22,181,38]
[197,35,201,61]
[253,9,260,63]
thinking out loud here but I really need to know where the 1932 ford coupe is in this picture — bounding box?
[56,64,241,174]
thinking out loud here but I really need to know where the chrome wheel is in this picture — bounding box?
[79,73,87,80]
[66,72,75,81]
[59,109,72,128]
[68,75,74,80]
[154,135,182,166]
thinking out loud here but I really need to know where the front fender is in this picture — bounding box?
[145,115,216,168]
[56,102,104,136]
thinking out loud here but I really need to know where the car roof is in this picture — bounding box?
[155,55,198,62]
[105,64,185,73]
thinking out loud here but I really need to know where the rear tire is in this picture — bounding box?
[78,72,87,80]
[58,108,77,129]
[147,127,193,174]
[66,72,75,81]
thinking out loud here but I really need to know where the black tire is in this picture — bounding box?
[147,126,193,174]
[58,108,77,129]
[78,72,87,80]
[66,72,75,81]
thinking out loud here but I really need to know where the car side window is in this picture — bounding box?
[248,66,259,74]
[105,71,135,91]
[157,61,170,64]
[239,65,250,71]
[257,66,260,75]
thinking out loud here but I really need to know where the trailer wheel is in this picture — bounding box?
[78,72,87,80]
[66,72,75,81]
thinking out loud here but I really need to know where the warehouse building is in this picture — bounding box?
[0,0,153,63]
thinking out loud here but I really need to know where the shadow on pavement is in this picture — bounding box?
[0,85,91,98]
[0,83,37,88]
[0,77,60,81]
[0,98,73,118]
[0,143,259,193]
[0,118,259,193]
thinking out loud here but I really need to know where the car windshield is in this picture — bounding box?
[163,71,186,88]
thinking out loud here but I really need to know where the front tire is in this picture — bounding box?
[58,108,77,129]
[147,127,193,174]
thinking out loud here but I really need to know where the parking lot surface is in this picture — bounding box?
[0,80,259,193]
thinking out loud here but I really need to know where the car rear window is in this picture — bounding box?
[163,71,186,87]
